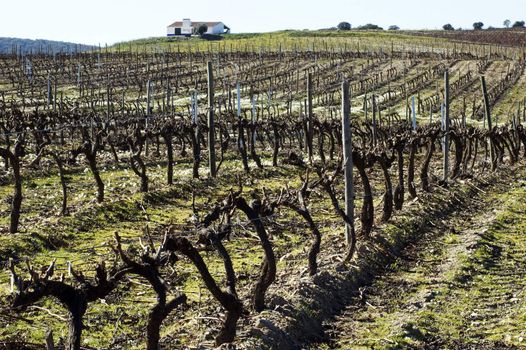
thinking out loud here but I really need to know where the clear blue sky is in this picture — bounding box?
[0,0,524,45]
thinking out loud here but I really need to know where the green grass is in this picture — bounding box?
[0,150,341,348]
[318,169,526,350]
[108,29,473,55]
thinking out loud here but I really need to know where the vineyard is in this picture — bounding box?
[0,31,525,349]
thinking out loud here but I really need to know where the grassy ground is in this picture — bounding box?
[110,29,520,59]
[0,137,522,349]
[112,30,449,52]
[316,166,526,349]
[0,152,346,349]
[0,29,525,349]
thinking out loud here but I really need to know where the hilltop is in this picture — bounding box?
[109,28,526,53]
[0,37,96,54]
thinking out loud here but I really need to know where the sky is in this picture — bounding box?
[0,0,524,45]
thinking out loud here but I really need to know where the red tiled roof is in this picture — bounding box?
[168,21,222,28]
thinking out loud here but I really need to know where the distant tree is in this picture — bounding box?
[388,25,400,30]
[337,22,351,30]
[443,24,455,31]
[504,19,511,28]
[512,20,526,28]
[197,24,208,36]
[473,22,484,30]
[357,23,383,30]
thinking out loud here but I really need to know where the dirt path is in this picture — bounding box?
[310,175,526,349]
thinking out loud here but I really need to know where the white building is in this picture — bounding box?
[167,19,230,36]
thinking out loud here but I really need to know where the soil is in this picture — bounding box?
[308,167,526,350]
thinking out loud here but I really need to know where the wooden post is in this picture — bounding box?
[522,98,525,123]
[121,91,125,118]
[404,79,409,122]
[146,79,152,115]
[513,114,519,145]
[192,91,198,124]
[236,82,241,117]
[53,78,57,112]
[145,79,152,156]
[364,92,368,123]
[166,83,171,113]
[251,96,256,121]
[443,70,450,182]
[59,92,63,118]
[251,95,257,145]
[518,102,522,125]
[481,75,496,170]
[47,74,52,106]
[207,61,217,178]
[372,94,377,146]
[411,95,417,130]
[106,84,111,119]
[341,81,354,247]
[77,63,81,91]
[45,329,54,350]
[307,73,314,163]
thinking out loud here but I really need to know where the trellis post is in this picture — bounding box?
[411,95,417,130]
[307,73,314,164]
[372,94,377,146]
[443,70,450,182]
[481,76,496,170]
[341,81,355,246]
[207,61,217,177]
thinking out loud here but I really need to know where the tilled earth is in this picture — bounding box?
[310,176,526,350]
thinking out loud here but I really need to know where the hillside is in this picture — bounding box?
[110,28,526,54]
[1,25,526,350]
[111,28,526,53]
[109,29,448,53]
[0,37,95,54]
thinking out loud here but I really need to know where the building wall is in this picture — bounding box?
[182,19,193,35]
[166,21,227,36]
[166,26,191,37]
[209,23,225,34]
